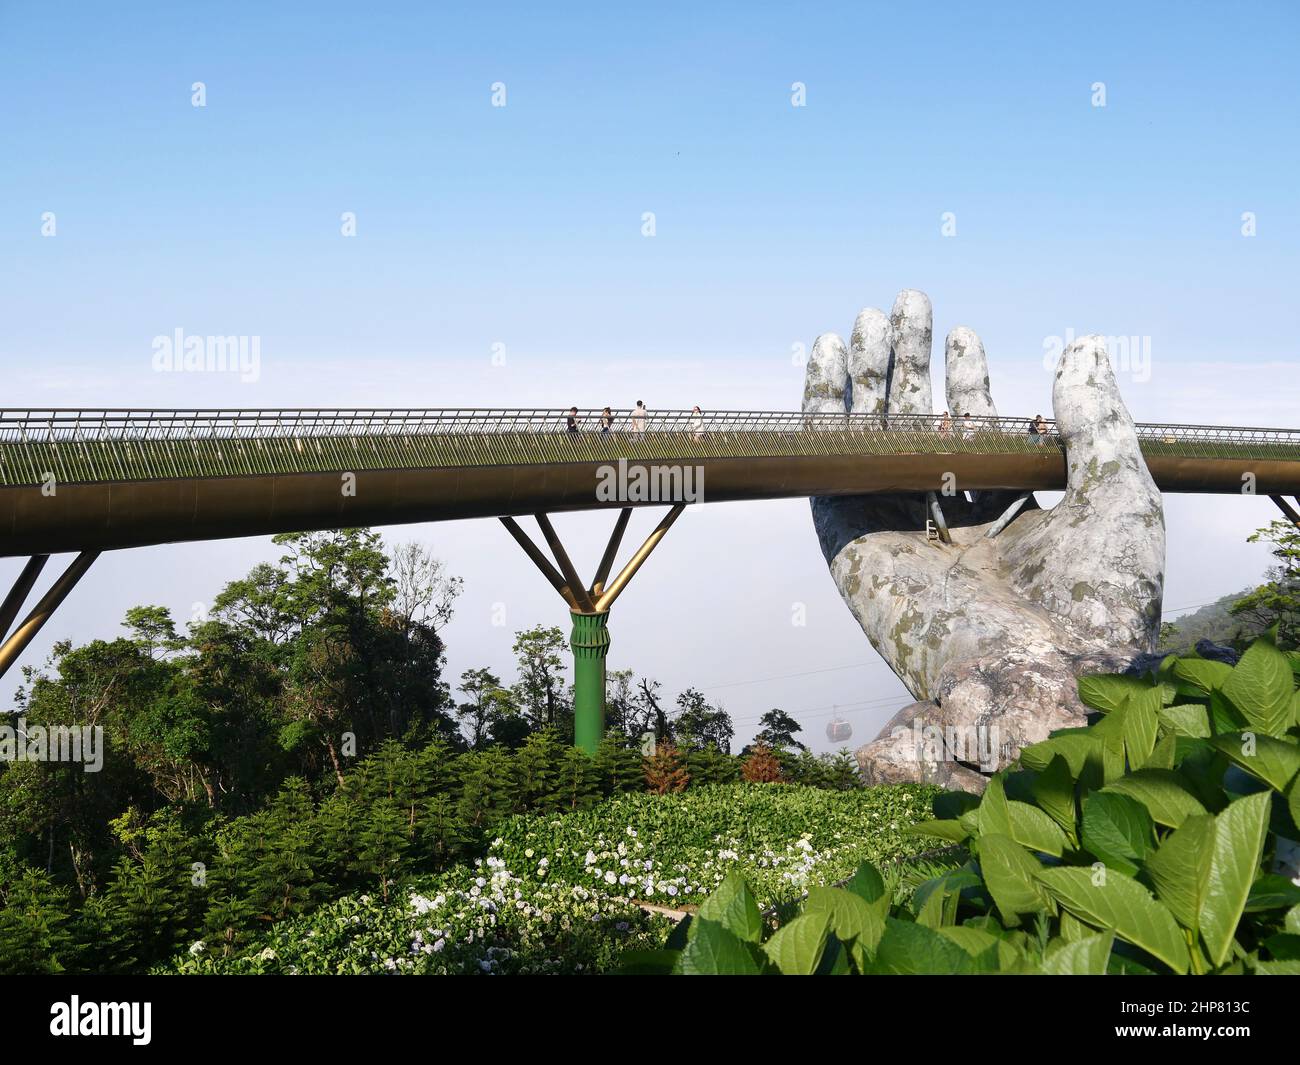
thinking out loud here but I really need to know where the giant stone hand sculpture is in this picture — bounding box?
[803,289,1165,791]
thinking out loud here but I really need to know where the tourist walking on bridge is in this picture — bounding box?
[599,407,613,434]
[690,405,704,440]
[567,407,581,433]
[630,401,647,437]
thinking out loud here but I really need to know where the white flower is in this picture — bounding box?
[525,848,534,858]
[189,940,206,956]
[604,871,617,885]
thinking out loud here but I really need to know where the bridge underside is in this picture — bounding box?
[0,451,1296,557]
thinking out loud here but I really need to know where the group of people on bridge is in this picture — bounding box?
[558,406,1053,444]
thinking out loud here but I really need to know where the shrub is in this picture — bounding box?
[644,743,690,794]
[741,742,784,784]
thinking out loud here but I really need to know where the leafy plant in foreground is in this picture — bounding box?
[629,637,1300,974]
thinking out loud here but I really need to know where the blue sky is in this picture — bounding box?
[1,1,1297,748]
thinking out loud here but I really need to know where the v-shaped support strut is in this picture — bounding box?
[500,505,686,752]
[0,551,100,682]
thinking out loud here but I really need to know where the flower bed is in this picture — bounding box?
[166,782,937,975]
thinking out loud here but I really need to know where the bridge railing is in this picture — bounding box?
[0,409,1296,486]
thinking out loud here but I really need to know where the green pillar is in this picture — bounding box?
[570,611,611,754]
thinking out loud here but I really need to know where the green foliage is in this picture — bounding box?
[162,781,938,974]
[641,637,1300,975]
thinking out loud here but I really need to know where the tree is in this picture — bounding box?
[741,742,784,784]
[594,734,644,795]
[455,668,517,748]
[390,541,463,635]
[511,627,569,732]
[643,743,690,795]
[555,747,602,811]
[820,749,863,790]
[455,749,517,832]
[513,729,566,811]
[121,606,181,658]
[755,708,805,752]
[0,868,74,974]
[672,688,733,753]
[686,744,738,786]
[1232,520,1300,648]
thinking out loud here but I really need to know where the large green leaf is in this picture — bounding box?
[1143,813,1215,932]
[677,918,768,974]
[802,886,885,955]
[1006,800,1069,857]
[1080,791,1154,876]
[844,861,886,906]
[906,819,969,843]
[1019,732,1104,777]
[1036,866,1190,973]
[977,833,1054,925]
[1255,959,1300,974]
[1245,875,1300,912]
[936,924,1000,961]
[1031,755,1079,842]
[695,872,763,943]
[1078,673,1152,714]
[761,911,831,975]
[1157,703,1212,739]
[1121,687,1161,769]
[1103,769,1207,828]
[1041,930,1114,975]
[1221,639,1295,738]
[1173,658,1233,694]
[1210,733,1300,793]
[869,917,980,974]
[1201,791,1271,968]
[977,774,1013,837]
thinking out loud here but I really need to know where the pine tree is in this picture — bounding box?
[513,728,565,811]
[252,779,320,920]
[644,742,690,794]
[456,748,517,831]
[741,742,784,784]
[821,749,863,790]
[556,747,602,810]
[686,744,739,786]
[594,734,644,795]
[0,868,74,975]
[354,798,409,901]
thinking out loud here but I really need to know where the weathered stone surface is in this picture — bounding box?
[803,290,1166,792]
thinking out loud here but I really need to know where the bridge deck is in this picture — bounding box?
[0,409,1296,556]
[2,409,1298,487]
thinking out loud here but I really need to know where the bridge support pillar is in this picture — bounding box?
[571,611,611,754]
[501,504,685,754]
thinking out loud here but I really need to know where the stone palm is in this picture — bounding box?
[802,289,1164,788]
